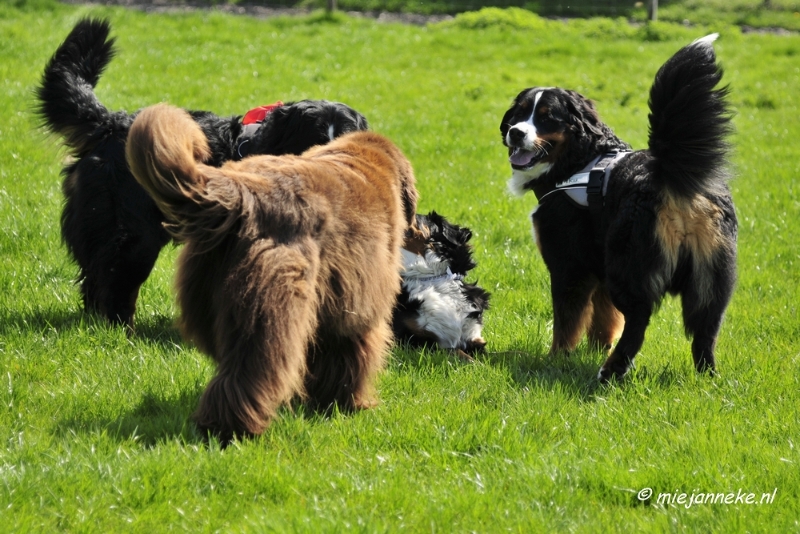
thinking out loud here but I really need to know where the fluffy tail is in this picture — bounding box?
[36,18,122,156]
[648,34,733,198]
[126,103,230,244]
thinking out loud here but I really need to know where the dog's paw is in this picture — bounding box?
[597,364,628,384]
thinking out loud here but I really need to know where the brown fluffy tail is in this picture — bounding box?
[126,104,225,243]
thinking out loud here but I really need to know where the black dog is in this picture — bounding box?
[36,18,368,329]
[500,34,737,381]
[393,211,491,358]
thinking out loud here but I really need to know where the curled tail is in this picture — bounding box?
[126,104,225,242]
[648,34,734,198]
[36,18,123,156]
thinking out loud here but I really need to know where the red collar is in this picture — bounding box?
[242,101,284,125]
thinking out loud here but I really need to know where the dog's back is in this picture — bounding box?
[127,103,417,442]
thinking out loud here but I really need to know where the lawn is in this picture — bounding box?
[1,4,798,532]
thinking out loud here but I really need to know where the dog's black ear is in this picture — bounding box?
[442,222,472,247]
[351,109,369,132]
[500,105,515,139]
[565,92,606,138]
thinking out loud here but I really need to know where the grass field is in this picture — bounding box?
[1,4,799,532]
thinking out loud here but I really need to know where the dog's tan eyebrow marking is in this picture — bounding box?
[538,106,550,115]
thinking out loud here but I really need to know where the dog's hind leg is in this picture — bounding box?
[680,261,736,375]
[192,244,320,445]
[587,284,625,352]
[305,322,390,413]
[597,304,652,382]
[549,274,597,354]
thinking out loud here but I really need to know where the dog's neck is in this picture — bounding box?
[533,151,630,204]
[236,102,284,159]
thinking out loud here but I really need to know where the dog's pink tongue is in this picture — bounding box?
[509,149,536,167]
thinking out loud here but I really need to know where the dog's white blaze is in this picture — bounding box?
[506,120,536,148]
[327,124,335,141]
[507,163,553,197]
[505,90,544,148]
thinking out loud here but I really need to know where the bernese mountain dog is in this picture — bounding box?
[393,211,491,359]
[500,34,737,381]
[126,103,418,443]
[36,18,368,329]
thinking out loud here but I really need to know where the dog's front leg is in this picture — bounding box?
[549,274,598,354]
[587,284,625,352]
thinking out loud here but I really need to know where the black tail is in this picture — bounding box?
[648,34,733,198]
[36,18,119,157]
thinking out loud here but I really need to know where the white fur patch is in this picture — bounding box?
[327,124,335,141]
[505,91,552,196]
[400,248,484,351]
[504,90,543,149]
[507,163,553,197]
[692,33,719,48]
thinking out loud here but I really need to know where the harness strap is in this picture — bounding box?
[534,150,630,247]
[587,152,623,215]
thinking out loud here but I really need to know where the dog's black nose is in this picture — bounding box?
[508,127,525,142]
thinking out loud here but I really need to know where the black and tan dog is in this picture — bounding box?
[37,18,367,329]
[126,103,418,443]
[500,35,737,381]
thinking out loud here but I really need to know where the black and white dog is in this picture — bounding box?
[37,18,368,329]
[500,35,737,381]
[393,211,491,358]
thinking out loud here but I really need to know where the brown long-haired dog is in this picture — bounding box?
[126,103,418,443]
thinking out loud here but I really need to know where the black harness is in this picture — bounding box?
[533,151,631,244]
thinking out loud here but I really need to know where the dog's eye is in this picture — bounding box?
[537,116,555,128]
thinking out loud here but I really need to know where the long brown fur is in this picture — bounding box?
[126,104,418,443]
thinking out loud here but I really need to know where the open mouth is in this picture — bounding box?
[508,146,543,170]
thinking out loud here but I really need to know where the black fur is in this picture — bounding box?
[36,18,368,328]
[500,35,737,381]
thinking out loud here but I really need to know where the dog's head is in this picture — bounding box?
[414,211,477,275]
[252,99,369,156]
[500,87,627,196]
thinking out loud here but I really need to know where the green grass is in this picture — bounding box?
[1,5,799,532]
[630,0,800,32]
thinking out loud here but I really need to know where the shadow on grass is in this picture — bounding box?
[54,388,205,447]
[132,313,184,348]
[0,307,87,336]
[392,342,609,400]
[481,347,694,394]
[1,306,185,349]
[483,348,606,399]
